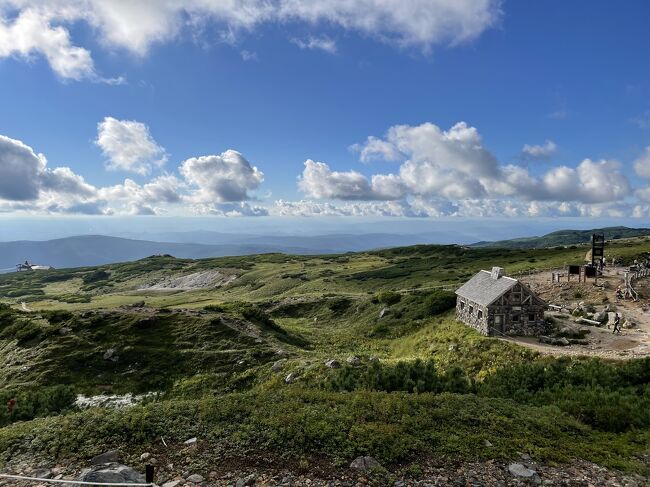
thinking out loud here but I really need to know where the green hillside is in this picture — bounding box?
[1,238,650,476]
[472,226,650,249]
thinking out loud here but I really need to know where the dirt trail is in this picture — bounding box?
[500,266,650,359]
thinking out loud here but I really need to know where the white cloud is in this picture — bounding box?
[0,7,95,81]
[347,122,631,205]
[0,134,46,200]
[96,117,168,175]
[0,0,501,79]
[291,36,337,53]
[298,160,404,200]
[240,49,258,61]
[521,140,557,160]
[351,136,403,163]
[633,146,650,180]
[180,150,264,203]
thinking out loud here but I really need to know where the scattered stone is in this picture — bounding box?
[140,453,151,461]
[346,356,361,366]
[184,437,198,445]
[79,463,144,484]
[162,480,182,487]
[484,440,493,447]
[187,473,204,483]
[235,474,256,487]
[19,366,30,373]
[271,359,287,372]
[59,327,72,335]
[379,307,390,319]
[284,373,298,384]
[102,349,118,362]
[325,359,341,369]
[31,468,52,479]
[90,450,121,465]
[508,463,540,484]
[520,453,532,461]
[350,456,382,472]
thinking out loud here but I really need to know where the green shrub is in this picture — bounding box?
[0,386,76,427]
[423,290,456,316]
[376,291,402,305]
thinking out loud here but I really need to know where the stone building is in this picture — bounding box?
[455,267,547,336]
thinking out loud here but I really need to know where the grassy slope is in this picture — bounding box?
[1,240,650,472]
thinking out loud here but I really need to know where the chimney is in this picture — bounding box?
[491,266,503,280]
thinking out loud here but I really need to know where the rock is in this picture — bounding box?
[91,450,121,465]
[32,468,52,479]
[350,456,382,472]
[184,437,198,445]
[556,337,570,346]
[79,463,144,484]
[235,474,256,487]
[284,373,298,384]
[162,481,182,487]
[484,440,493,447]
[520,453,531,461]
[103,349,118,362]
[187,473,205,483]
[271,359,287,372]
[379,307,390,319]
[19,366,30,373]
[508,463,540,484]
[59,327,72,335]
[140,453,151,461]
[346,356,361,366]
[325,359,341,369]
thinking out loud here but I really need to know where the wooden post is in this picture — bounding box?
[146,465,155,484]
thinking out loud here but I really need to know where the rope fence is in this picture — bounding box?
[0,473,154,486]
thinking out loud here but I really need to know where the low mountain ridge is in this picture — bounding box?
[471,226,650,249]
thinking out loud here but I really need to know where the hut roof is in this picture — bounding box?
[455,270,518,307]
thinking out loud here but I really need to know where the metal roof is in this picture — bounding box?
[455,270,518,307]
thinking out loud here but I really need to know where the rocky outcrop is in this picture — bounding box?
[78,463,144,484]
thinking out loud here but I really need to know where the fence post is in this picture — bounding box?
[145,465,155,485]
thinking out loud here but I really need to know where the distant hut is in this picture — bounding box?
[455,267,547,336]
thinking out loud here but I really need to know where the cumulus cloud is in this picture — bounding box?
[351,136,403,163]
[0,134,46,200]
[291,36,337,53]
[180,150,264,203]
[0,0,501,79]
[96,117,168,175]
[345,122,632,205]
[298,160,405,200]
[521,140,557,160]
[633,147,650,180]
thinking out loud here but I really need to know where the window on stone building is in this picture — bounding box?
[477,310,483,319]
[512,314,520,322]
[460,301,465,310]
[469,305,474,314]
[528,313,536,321]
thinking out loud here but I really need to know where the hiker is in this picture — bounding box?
[613,313,622,334]
[615,286,623,301]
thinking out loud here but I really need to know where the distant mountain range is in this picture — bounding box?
[2,226,649,272]
[471,226,650,249]
[0,233,442,271]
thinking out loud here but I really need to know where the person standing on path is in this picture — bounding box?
[613,313,622,334]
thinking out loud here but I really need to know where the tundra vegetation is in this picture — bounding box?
[0,238,650,474]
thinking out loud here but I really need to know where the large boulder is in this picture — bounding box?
[79,463,144,484]
[508,463,540,484]
[346,356,361,366]
[90,450,121,465]
[350,456,382,472]
[325,359,341,369]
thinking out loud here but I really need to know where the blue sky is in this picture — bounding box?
[1,0,650,229]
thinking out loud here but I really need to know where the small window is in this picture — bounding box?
[512,314,520,323]
[477,310,483,319]
[512,293,521,301]
[460,301,465,310]
[528,313,536,322]
[469,305,474,314]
